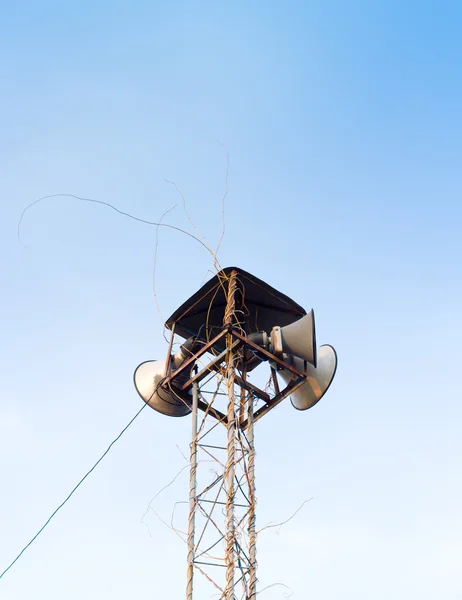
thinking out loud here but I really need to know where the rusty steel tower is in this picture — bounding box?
[134,267,337,599]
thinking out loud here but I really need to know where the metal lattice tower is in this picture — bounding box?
[134,267,337,599]
[186,367,257,599]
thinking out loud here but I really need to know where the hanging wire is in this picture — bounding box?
[0,402,148,580]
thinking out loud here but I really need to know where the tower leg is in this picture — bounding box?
[186,380,199,600]
[224,342,237,599]
[247,395,257,599]
[184,268,258,599]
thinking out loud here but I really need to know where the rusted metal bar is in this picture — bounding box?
[163,329,228,387]
[234,375,270,404]
[270,366,280,396]
[240,377,306,430]
[180,340,241,391]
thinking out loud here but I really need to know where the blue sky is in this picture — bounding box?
[1,1,462,598]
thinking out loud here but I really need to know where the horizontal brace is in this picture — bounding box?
[198,499,250,509]
[197,444,227,451]
[234,375,270,403]
[163,329,228,387]
[240,377,306,429]
[180,339,242,391]
[193,561,226,568]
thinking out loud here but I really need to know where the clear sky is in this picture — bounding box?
[1,1,462,598]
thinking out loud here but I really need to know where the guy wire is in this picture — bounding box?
[0,399,151,581]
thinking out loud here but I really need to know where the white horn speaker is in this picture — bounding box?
[133,337,199,417]
[271,310,317,366]
[275,344,337,411]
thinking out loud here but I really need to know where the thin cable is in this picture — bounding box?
[215,141,229,259]
[17,193,212,256]
[0,402,147,581]
[152,203,178,321]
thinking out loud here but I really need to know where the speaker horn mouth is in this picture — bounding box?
[133,359,194,417]
[290,344,337,411]
[270,310,317,367]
